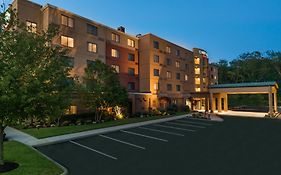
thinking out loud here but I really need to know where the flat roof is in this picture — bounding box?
[209,81,278,89]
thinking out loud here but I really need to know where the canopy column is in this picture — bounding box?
[218,94,222,112]
[274,92,277,113]
[268,87,273,117]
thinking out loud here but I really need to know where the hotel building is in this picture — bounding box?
[11,0,219,114]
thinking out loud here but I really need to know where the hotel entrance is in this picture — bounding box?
[192,98,206,111]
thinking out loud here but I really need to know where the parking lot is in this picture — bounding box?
[37,116,281,175]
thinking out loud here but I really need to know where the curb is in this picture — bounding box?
[32,114,189,147]
[30,146,68,175]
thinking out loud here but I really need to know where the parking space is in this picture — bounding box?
[37,116,221,175]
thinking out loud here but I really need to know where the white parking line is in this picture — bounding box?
[99,134,146,150]
[154,124,196,132]
[120,130,168,142]
[184,117,215,122]
[166,121,206,128]
[177,120,213,126]
[138,127,184,137]
[69,140,117,160]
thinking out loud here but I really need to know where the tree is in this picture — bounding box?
[0,8,73,166]
[82,60,128,122]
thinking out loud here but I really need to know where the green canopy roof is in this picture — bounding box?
[209,81,278,89]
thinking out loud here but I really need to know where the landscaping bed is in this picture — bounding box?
[22,112,187,139]
[2,141,63,175]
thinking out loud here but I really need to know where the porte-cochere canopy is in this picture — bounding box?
[208,82,278,116]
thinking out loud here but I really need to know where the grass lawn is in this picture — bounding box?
[2,141,63,175]
[22,112,187,139]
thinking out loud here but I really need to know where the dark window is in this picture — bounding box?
[154,55,159,63]
[87,60,95,66]
[211,75,214,79]
[87,24,98,36]
[128,53,135,61]
[185,64,188,70]
[153,41,159,49]
[128,82,135,90]
[153,69,160,76]
[63,56,74,68]
[167,84,172,91]
[176,49,180,56]
[128,68,135,76]
[211,67,213,71]
[176,85,181,91]
[166,58,171,65]
[176,73,181,80]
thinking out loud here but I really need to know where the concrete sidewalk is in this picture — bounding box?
[6,115,192,147]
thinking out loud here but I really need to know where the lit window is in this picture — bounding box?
[195,87,201,92]
[127,39,135,47]
[153,41,159,49]
[185,74,188,81]
[195,67,200,74]
[154,83,159,91]
[176,61,180,68]
[66,105,77,115]
[154,55,159,63]
[111,65,120,73]
[194,57,200,64]
[214,75,217,79]
[195,78,201,85]
[167,84,172,91]
[61,15,74,28]
[176,85,181,92]
[128,82,135,90]
[61,36,74,48]
[176,73,180,80]
[153,69,159,76]
[111,49,120,58]
[128,53,135,61]
[26,21,37,33]
[166,46,171,53]
[87,24,98,36]
[203,78,206,84]
[111,33,120,43]
[88,43,97,53]
[167,71,172,79]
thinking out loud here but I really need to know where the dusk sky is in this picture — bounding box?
[7,0,281,62]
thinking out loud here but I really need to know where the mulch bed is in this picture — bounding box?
[0,162,19,173]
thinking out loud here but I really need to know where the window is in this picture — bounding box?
[185,64,188,70]
[111,49,119,58]
[185,74,188,81]
[61,15,74,28]
[87,60,95,66]
[166,46,171,54]
[154,83,159,91]
[195,87,201,92]
[195,77,201,84]
[153,69,159,76]
[61,36,74,48]
[167,71,172,79]
[128,68,135,76]
[167,84,172,91]
[166,58,171,65]
[128,82,135,90]
[87,43,97,53]
[111,33,120,43]
[194,57,200,64]
[203,78,206,84]
[176,61,180,68]
[211,75,214,79]
[195,67,200,74]
[128,53,135,61]
[66,106,77,115]
[153,55,159,63]
[87,24,98,36]
[111,65,120,73]
[176,85,181,92]
[176,73,180,80]
[63,56,74,68]
[211,67,214,71]
[176,49,180,56]
[127,39,135,47]
[153,41,159,49]
[26,21,37,33]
